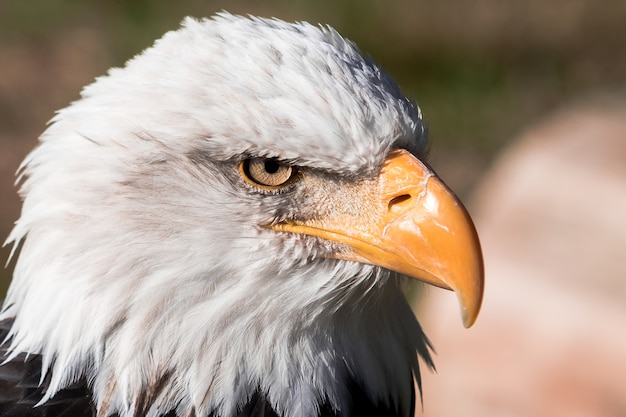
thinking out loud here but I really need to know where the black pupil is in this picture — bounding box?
[264,160,280,174]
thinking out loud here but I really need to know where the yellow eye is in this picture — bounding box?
[239,158,296,189]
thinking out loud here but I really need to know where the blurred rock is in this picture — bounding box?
[420,100,626,417]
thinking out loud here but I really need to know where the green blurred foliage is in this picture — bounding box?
[2,0,624,148]
[1,0,625,295]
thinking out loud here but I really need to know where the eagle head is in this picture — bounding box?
[1,13,483,417]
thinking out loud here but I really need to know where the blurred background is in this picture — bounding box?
[1,1,625,416]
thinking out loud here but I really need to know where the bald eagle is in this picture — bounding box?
[0,13,483,417]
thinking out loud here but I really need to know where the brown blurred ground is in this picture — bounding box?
[421,101,626,416]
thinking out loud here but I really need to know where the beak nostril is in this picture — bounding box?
[388,194,412,213]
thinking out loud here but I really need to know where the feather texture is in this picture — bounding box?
[1,13,432,417]
[0,315,415,417]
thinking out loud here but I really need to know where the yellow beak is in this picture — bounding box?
[273,149,484,327]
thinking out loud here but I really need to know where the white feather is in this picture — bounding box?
[2,13,430,417]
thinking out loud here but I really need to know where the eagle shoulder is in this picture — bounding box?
[0,318,94,417]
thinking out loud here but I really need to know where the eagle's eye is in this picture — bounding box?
[239,158,297,189]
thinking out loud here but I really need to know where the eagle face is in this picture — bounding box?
[1,13,483,417]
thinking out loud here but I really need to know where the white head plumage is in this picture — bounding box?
[1,13,444,417]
